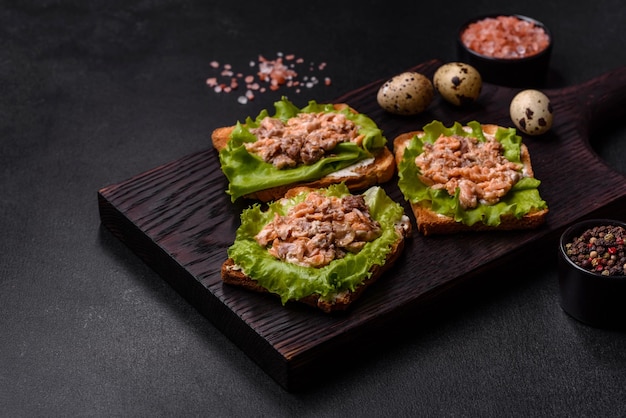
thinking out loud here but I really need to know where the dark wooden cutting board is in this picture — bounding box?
[98,59,626,392]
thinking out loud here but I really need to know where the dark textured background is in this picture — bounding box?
[2,1,625,416]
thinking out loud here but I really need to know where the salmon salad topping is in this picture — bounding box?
[245,112,363,169]
[255,191,382,268]
[415,134,523,209]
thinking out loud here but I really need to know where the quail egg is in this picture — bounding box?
[509,89,554,135]
[433,62,482,106]
[377,71,434,115]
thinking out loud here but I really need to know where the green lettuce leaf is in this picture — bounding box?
[218,97,387,201]
[397,120,547,227]
[227,183,406,304]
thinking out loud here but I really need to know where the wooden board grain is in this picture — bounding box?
[98,59,626,391]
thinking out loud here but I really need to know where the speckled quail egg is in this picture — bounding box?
[377,71,434,115]
[509,89,554,135]
[433,62,482,106]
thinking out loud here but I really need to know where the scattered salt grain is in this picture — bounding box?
[206,52,332,104]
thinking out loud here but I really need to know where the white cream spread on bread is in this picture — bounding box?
[326,157,375,178]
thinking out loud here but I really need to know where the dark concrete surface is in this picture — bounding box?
[2,1,625,416]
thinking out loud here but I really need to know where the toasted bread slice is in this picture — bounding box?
[221,186,412,313]
[394,124,548,235]
[211,104,395,202]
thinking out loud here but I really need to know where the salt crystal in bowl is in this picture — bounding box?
[457,14,552,88]
[558,219,626,330]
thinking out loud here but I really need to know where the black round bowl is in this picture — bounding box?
[558,219,626,330]
[457,14,552,88]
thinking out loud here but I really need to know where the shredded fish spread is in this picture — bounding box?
[245,112,363,169]
[415,134,522,209]
[255,192,382,268]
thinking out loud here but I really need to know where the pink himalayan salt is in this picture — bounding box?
[461,15,550,59]
[207,53,331,104]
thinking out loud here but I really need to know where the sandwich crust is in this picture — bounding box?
[393,124,548,235]
[211,104,395,202]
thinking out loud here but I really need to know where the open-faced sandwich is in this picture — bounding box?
[394,120,548,235]
[212,97,395,202]
[221,183,411,312]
